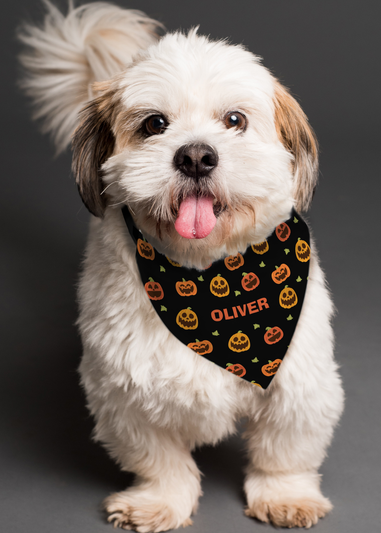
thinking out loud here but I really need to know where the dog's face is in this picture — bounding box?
[72,31,317,268]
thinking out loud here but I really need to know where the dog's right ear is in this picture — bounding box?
[72,83,116,217]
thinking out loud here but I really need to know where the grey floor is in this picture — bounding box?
[1,1,380,532]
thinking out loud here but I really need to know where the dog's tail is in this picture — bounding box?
[18,1,162,152]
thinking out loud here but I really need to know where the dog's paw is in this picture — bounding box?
[104,490,193,532]
[245,497,333,529]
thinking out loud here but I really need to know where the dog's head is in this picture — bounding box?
[72,30,318,268]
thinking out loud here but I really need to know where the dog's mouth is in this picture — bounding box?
[174,194,224,239]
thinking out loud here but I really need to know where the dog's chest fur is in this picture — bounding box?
[78,208,333,448]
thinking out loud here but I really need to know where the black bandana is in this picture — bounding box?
[122,207,310,389]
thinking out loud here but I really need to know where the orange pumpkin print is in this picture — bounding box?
[210,275,230,297]
[228,331,251,352]
[295,240,310,262]
[264,326,284,345]
[262,359,282,376]
[137,238,155,260]
[279,287,298,309]
[166,256,181,267]
[271,264,291,284]
[251,382,263,388]
[241,272,260,291]
[275,222,291,242]
[187,340,213,355]
[226,363,246,377]
[251,241,269,254]
[176,279,197,296]
[144,279,164,300]
[176,308,198,330]
[224,253,244,271]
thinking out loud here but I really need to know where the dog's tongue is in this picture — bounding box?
[175,195,216,239]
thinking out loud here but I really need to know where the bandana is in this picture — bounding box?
[122,207,310,389]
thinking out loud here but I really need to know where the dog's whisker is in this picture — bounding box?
[100,181,118,195]
[109,200,126,207]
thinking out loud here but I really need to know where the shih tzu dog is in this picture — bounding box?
[19,2,344,531]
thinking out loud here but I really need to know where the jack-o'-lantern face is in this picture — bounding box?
[210,275,230,297]
[251,241,269,254]
[224,253,244,271]
[271,264,291,284]
[279,287,298,309]
[228,331,251,352]
[262,359,282,376]
[176,280,197,296]
[176,308,198,330]
[264,326,284,345]
[166,256,181,267]
[144,280,164,300]
[137,238,155,260]
[187,340,213,355]
[226,363,246,377]
[295,240,310,262]
[275,222,291,242]
[241,272,260,291]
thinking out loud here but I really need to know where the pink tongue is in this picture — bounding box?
[175,195,216,239]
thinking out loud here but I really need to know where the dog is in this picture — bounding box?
[19,2,344,530]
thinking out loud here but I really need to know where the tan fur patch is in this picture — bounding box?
[245,497,333,528]
[72,82,123,217]
[273,81,319,211]
[104,490,193,531]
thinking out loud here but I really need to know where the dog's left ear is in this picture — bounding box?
[273,81,318,212]
[72,82,116,217]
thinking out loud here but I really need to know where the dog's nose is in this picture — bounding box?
[174,143,218,178]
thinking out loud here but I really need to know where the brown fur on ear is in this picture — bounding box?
[72,84,117,217]
[274,81,319,212]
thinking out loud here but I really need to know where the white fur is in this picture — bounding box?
[18,1,161,152]
[19,3,344,531]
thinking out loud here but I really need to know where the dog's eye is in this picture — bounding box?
[145,115,167,135]
[224,111,246,131]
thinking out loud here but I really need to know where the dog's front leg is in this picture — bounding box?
[104,414,201,532]
[243,358,343,528]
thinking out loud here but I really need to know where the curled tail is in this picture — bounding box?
[18,1,163,152]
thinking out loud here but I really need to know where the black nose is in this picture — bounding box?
[174,143,218,179]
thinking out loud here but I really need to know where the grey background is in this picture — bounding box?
[1,1,380,532]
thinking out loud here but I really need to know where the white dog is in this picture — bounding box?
[19,2,344,531]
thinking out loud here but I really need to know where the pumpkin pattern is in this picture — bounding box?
[295,240,310,262]
[123,204,310,390]
[264,326,284,345]
[275,222,291,242]
[228,331,251,352]
[187,340,213,355]
[226,363,246,377]
[251,241,269,254]
[262,359,282,376]
[176,279,197,296]
[176,308,198,330]
[137,238,155,260]
[224,253,244,271]
[279,287,298,309]
[271,264,291,284]
[167,256,181,267]
[144,279,164,300]
[241,272,260,291]
[210,275,230,297]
